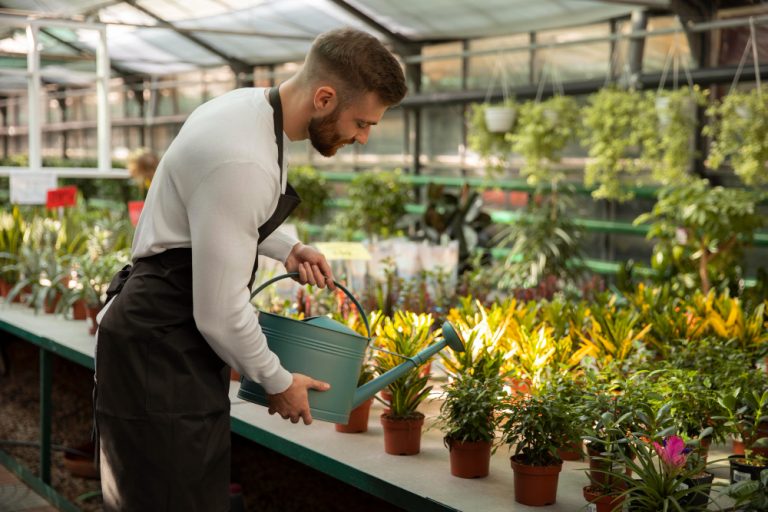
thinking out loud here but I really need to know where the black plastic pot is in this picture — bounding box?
[680,471,714,509]
[729,454,768,483]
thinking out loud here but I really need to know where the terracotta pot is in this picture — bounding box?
[504,376,531,396]
[44,293,61,314]
[230,368,241,381]
[587,447,630,488]
[87,305,102,336]
[447,439,492,479]
[558,440,583,461]
[336,397,374,434]
[582,485,624,512]
[63,441,99,480]
[733,437,745,456]
[0,279,10,297]
[381,413,424,455]
[72,299,88,320]
[418,361,432,379]
[510,455,562,506]
[696,436,712,465]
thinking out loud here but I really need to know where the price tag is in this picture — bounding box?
[9,172,57,205]
[128,200,144,226]
[314,242,371,261]
[46,186,78,208]
[732,470,751,483]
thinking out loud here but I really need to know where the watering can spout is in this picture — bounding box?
[351,321,465,409]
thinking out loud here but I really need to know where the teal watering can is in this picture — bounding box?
[238,273,465,424]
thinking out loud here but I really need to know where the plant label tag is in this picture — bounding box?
[586,504,597,512]
[314,242,371,261]
[128,200,144,226]
[732,470,751,483]
[46,186,77,208]
[9,172,57,205]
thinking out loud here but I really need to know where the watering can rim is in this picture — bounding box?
[251,272,371,339]
[258,311,370,340]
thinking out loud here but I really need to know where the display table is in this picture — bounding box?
[0,302,737,511]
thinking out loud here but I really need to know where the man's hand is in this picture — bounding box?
[266,373,330,425]
[284,242,335,290]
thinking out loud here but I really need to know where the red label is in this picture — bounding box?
[46,186,77,208]
[128,200,144,226]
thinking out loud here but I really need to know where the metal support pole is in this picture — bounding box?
[628,10,648,87]
[39,348,52,484]
[96,27,111,171]
[26,24,41,170]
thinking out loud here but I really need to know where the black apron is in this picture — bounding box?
[96,86,300,512]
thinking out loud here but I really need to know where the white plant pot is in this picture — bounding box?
[735,104,752,120]
[484,106,516,133]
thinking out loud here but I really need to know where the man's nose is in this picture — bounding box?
[355,126,370,145]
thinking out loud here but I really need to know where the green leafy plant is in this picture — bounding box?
[334,169,409,239]
[500,387,581,466]
[705,85,768,186]
[634,179,765,294]
[643,86,707,186]
[508,95,579,186]
[725,468,768,512]
[467,101,516,174]
[437,373,505,445]
[492,191,585,291]
[581,87,657,201]
[288,165,330,222]
[716,387,768,465]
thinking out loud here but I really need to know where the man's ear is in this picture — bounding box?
[313,86,338,114]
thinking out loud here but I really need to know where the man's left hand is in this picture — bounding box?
[284,243,335,290]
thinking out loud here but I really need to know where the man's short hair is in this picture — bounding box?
[303,27,407,107]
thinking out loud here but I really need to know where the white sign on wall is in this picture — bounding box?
[9,172,57,205]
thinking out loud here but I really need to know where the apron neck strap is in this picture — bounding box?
[268,86,284,183]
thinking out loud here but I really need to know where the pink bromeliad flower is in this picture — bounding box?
[653,435,690,473]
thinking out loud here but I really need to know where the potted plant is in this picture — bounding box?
[467,101,516,174]
[634,180,765,295]
[725,468,768,511]
[437,373,505,478]
[0,206,25,297]
[499,387,580,506]
[716,387,768,483]
[71,250,132,334]
[288,165,330,224]
[372,311,437,455]
[644,86,707,187]
[508,95,579,187]
[335,364,376,434]
[332,169,409,240]
[603,434,716,511]
[704,85,768,186]
[580,87,657,201]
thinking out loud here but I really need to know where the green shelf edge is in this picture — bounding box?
[0,450,82,512]
[0,317,95,370]
[229,416,457,512]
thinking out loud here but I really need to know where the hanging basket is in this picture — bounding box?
[484,105,516,133]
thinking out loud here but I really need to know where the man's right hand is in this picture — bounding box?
[266,373,330,425]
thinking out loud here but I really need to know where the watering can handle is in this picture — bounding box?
[250,272,371,339]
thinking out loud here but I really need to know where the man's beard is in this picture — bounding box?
[308,107,354,157]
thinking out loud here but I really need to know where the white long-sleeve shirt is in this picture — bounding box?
[130,87,298,394]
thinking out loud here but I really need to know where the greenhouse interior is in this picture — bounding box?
[0,0,767,511]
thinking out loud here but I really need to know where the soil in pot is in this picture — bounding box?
[336,397,374,434]
[509,455,562,506]
[381,412,424,455]
[447,439,492,479]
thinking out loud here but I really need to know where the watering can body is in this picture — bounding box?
[238,274,465,424]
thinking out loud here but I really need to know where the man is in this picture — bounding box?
[95,27,407,511]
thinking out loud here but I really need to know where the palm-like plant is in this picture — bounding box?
[371,311,437,418]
